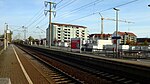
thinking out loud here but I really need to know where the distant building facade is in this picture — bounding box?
[46,23,88,47]
[6,30,12,44]
[89,34,112,43]
[137,38,150,45]
[112,31,137,45]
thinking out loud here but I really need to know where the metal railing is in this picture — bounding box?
[29,44,150,60]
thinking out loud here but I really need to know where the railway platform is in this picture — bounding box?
[0,44,54,84]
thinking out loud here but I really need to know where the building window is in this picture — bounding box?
[58,31,61,33]
[76,30,79,33]
[58,28,61,30]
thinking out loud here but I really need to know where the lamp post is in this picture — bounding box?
[113,8,119,58]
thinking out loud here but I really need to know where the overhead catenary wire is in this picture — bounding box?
[9,25,22,30]
[27,13,44,28]
[67,13,96,23]
[25,6,45,27]
[56,0,72,8]
[40,22,49,28]
[56,0,64,5]
[56,0,78,11]
[53,0,57,2]
[66,0,139,23]
[27,15,47,38]
[54,0,104,20]
[30,16,47,31]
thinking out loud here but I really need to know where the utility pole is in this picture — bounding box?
[44,1,56,48]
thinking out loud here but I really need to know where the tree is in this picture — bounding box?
[143,40,148,46]
[28,36,34,45]
[28,36,34,42]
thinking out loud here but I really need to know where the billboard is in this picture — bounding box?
[71,38,81,52]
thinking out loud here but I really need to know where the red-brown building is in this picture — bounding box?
[112,31,137,45]
[89,34,112,41]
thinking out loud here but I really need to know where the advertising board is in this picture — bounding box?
[71,38,81,52]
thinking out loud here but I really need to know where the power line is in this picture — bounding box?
[25,6,44,26]
[32,16,47,28]
[27,12,44,28]
[53,0,57,2]
[67,0,139,23]
[40,22,49,28]
[55,0,104,20]
[56,0,70,8]
[98,0,139,13]
[67,13,96,23]
[56,0,78,11]
[56,0,64,5]
[115,0,139,8]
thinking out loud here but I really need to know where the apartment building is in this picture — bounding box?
[112,31,137,45]
[46,23,88,47]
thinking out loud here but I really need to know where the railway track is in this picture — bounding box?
[17,45,83,84]
[16,44,150,84]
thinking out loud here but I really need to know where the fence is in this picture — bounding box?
[83,48,150,59]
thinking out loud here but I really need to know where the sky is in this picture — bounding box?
[0,0,150,39]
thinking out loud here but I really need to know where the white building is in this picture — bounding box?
[46,23,88,47]
[87,40,113,50]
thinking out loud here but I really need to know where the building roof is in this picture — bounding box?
[89,34,112,37]
[52,23,87,28]
[117,31,136,37]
